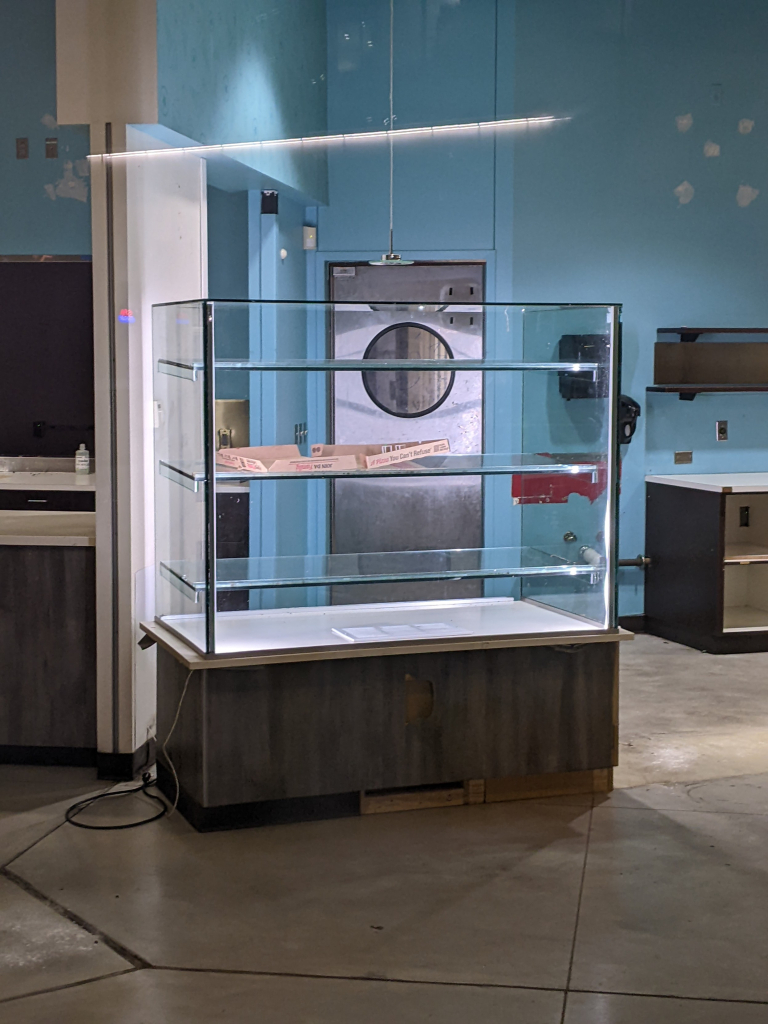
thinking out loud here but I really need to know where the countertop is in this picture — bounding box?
[646,473,768,493]
[0,472,95,492]
[0,511,95,546]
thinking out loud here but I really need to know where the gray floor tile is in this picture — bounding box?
[616,636,768,788]
[572,807,768,1001]
[0,968,565,1023]
[0,875,130,1001]
[0,767,103,816]
[0,767,107,867]
[565,991,768,1023]
[12,802,590,988]
[601,773,768,816]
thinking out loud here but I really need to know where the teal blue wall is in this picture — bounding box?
[318,0,504,260]
[511,0,768,614]
[318,0,768,617]
[0,0,91,254]
[156,0,328,201]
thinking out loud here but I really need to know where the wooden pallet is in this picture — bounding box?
[360,768,612,815]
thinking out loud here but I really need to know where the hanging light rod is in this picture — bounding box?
[87,115,567,162]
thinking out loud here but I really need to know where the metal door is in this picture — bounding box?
[329,262,484,603]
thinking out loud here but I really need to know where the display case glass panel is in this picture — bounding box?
[153,300,620,655]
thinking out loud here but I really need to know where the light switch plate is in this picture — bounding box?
[716,420,728,441]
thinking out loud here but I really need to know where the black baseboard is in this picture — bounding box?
[156,762,360,832]
[619,614,646,633]
[96,738,156,781]
[0,745,97,768]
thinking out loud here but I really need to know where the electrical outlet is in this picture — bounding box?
[45,137,58,159]
[15,138,28,159]
[716,420,728,441]
[740,506,750,528]
[674,451,693,464]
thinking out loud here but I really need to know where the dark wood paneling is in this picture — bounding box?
[158,642,618,808]
[645,483,723,645]
[0,546,95,748]
[0,490,95,511]
[156,648,206,804]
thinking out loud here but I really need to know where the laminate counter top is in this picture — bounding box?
[0,472,95,491]
[0,510,95,546]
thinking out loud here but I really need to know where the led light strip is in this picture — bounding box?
[88,115,567,162]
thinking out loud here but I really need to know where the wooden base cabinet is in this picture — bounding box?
[156,637,621,832]
[0,545,96,762]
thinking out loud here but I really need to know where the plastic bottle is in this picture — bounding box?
[75,443,90,475]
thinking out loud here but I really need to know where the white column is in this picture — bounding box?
[56,1,207,762]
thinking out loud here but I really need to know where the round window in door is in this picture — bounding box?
[362,322,455,418]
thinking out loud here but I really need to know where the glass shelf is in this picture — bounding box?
[160,545,604,600]
[159,455,602,491]
[158,358,600,381]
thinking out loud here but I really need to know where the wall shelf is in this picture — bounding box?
[653,329,768,399]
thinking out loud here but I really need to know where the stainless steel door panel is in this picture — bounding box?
[330,263,484,604]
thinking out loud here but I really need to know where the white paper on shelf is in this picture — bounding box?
[332,620,471,643]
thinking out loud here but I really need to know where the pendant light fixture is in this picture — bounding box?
[369,0,414,266]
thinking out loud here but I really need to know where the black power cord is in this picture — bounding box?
[65,667,195,831]
[65,771,167,830]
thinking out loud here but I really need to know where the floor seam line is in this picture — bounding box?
[1,782,120,870]
[559,797,594,1024]
[0,866,152,970]
[153,965,567,993]
[567,987,768,1006]
[0,968,139,1006]
[2,814,76,870]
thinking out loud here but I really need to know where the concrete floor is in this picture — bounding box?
[2,634,768,1023]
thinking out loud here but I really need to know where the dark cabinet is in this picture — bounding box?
[645,479,768,653]
[0,490,95,511]
[0,544,96,763]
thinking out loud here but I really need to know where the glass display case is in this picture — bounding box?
[153,299,620,656]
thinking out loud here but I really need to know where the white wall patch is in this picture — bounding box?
[703,140,720,157]
[41,112,58,129]
[75,158,90,177]
[739,119,755,134]
[676,113,693,133]
[736,184,759,208]
[674,180,695,204]
[44,161,90,203]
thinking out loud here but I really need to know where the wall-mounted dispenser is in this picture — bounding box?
[558,334,610,400]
